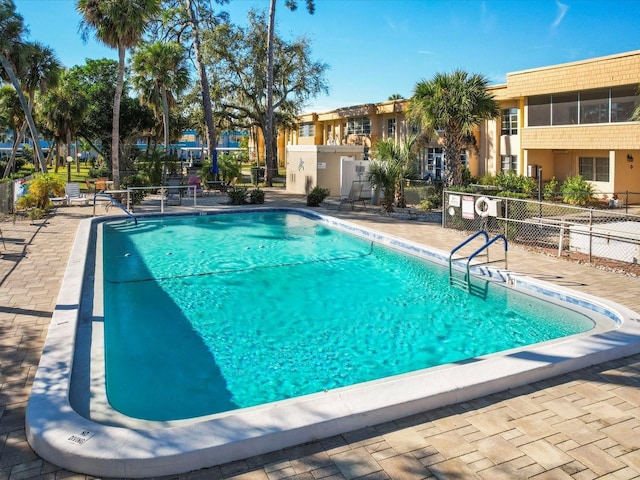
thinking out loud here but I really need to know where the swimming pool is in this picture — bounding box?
[102,212,594,421]
[26,208,640,478]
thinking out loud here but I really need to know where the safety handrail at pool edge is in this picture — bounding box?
[464,234,508,282]
[448,230,489,282]
[449,231,508,291]
[93,193,138,225]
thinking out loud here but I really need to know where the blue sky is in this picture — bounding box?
[12,0,640,113]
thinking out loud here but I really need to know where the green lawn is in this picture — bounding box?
[46,164,94,191]
[28,163,288,193]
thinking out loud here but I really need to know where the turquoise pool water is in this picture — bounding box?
[103,211,595,421]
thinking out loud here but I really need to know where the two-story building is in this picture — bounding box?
[282,50,640,198]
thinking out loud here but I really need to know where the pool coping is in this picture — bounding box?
[26,208,640,478]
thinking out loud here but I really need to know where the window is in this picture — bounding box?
[552,93,578,125]
[500,155,518,172]
[459,151,468,168]
[501,108,518,135]
[426,148,443,180]
[611,86,638,122]
[580,89,609,124]
[579,157,609,182]
[528,95,551,126]
[298,123,315,137]
[387,118,396,136]
[346,117,371,135]
[528,85,639,126]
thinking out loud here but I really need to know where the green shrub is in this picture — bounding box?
[561,176,596,206]
[89,166,110,178]
[16,192,37,210]
[227,186,248,205]
[249,188,265,204]
[121,173,148,205]
[461,167,477,186]
[219,154,242,184]
[136,150,166,187]
[27,173,65,209]
[477,173,496,186]
[306,186,330,207]
[417,199,435,211]
[494,171,536,194]
[543,176,559,201]
[418,185,443,210]
[27,207,47,220]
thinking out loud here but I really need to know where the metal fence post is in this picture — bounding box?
[441,189,446,228]
[503,197,508,237]
[588,209,593,263]
[626,191,629,214]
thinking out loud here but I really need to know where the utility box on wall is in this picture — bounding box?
[285,145,366,195]
[485,199,502,217]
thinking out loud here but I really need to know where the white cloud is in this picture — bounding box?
[552,1,569,29]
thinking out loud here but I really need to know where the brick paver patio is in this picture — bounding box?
[2,189,640,479]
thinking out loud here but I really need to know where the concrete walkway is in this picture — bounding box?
[2,188,640,479]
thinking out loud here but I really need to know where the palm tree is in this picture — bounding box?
[265,0,315,186]
[368,136,417,211]
[77,0,161,189]
[131,41,189,154]
[41,72,87,173]
[5,41,62,176]
[185,0,219,176]
[388,93,404,100]
[0,84,23,176]
[407,70,499,187]
[0,0,49,172]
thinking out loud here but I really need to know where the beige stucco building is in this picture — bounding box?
[282,50,640,198]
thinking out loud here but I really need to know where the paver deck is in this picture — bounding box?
[2,188,640,479]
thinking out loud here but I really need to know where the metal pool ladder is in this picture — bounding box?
[448,230,508,292]
[93,193,138,225]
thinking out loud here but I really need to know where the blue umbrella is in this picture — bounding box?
[210,149,220,175]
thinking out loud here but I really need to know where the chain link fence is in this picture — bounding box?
[442,190,640,267]
[0,176,32,215]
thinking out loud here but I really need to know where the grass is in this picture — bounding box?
[16,162,288,193]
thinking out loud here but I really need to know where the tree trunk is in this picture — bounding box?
[443,132,463,188]
[3,121,26,178]
[76,138,80,173]
[54,141,61,173]
[186,0,217,174]
[265,0,277,186]
[112,45,126,189]
[161,86,170,155]
[46,141,54,166]
[0,54,48,173]
[66,130,73,178]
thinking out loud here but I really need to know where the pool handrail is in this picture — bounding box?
[448,230,489,281]
[466,234,508,277]
[449,231,508,292]
[93,193,138,225]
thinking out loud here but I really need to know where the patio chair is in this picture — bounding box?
[338,181,367,211]
[65,182,90,206]
[95,177,109,193]
[166,177,182,205]
[188,176,204,197]
[49,193,67,207]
